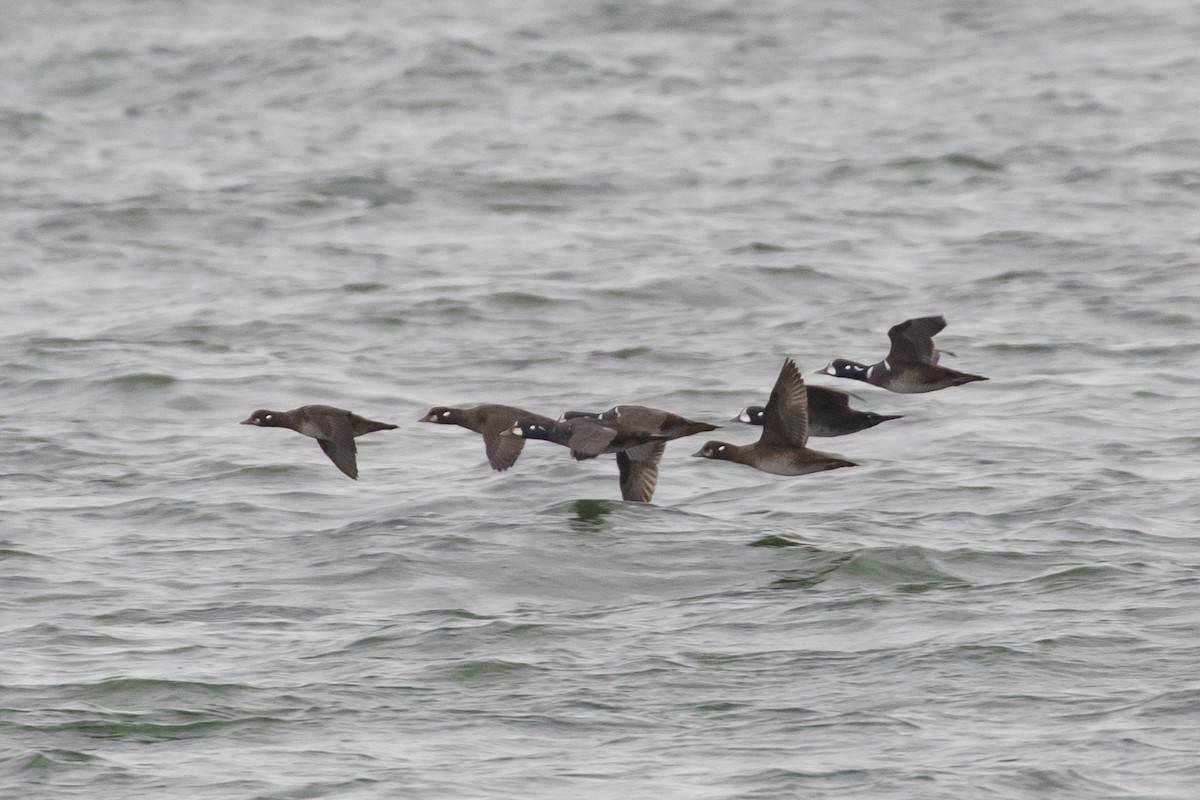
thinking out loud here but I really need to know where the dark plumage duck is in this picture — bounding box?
[560,405,718,440]
[505,410,704,503]
[240,405,397,479]
[419,404,553,471]
[693,359,856,476]
[733,385,901,437]
[818,315,988,393]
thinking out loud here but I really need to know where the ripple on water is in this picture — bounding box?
[5,1,1200,797]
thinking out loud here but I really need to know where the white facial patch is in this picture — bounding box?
[882,359,890,372]
[736,409,751,423]
[511,427,524,437]
[866,365,875,380]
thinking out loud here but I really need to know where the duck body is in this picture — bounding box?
[693,359,857,476]
[240,405,397,479]
[507,414,684,503]
[560,405,718,440]
[508,416,673,459]
[693,440,855,476]
[733,385,901,437]
[818,316,988,393]
[419,404,553,471]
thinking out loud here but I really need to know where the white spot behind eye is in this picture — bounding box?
[441,411,450,417]
[265,414,273,421]
[718,445,726,452]
[882,359,891,371]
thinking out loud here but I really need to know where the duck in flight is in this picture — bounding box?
[732,384,901,437]
[693,359,857,476]
[241,405,397,479]
[506,406,716,502]
[818,315,988,393]
[419,404,554,471]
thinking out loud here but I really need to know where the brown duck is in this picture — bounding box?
[241,405,397,479]
[693,360,856,476]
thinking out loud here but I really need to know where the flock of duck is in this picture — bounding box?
[242,316,988,501]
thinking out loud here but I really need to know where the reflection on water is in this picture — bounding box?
[570,498,616,526]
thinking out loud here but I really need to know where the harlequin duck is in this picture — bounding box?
[240,405,397,479]
[732,384,901,437]
[560,405,717,440]
[693,359,856,476]
[504,413,687,503]
[419,404,554,471]
[818,315,988,393]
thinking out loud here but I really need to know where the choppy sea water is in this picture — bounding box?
[3,1,1200,798]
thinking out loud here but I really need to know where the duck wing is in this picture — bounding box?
[806,385,854,414]
[315,413,359,479]
[482,417,526,471]
[759,358,809,449]
[886,316,946,365]
[561,418,621,457]
[616,441,666,503]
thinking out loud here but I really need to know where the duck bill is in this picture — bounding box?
[239,418,255,425]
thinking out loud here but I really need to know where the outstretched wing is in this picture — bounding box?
[805,385,854,415]
[482,418,526,471]
[616,441,666,503]
[316,414,359,479]
[886,316,946,365]
[563,419,621,457]
[759,358,809,449]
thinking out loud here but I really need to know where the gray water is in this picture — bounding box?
[4,1,1200,798]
